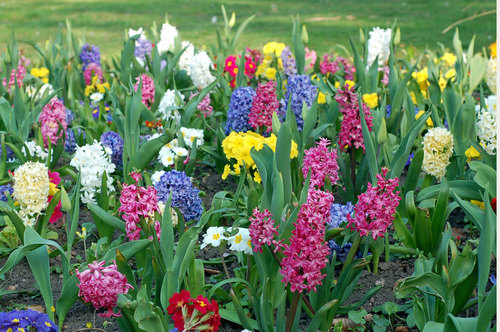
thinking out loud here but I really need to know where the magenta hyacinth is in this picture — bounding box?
[134,73,155,109]
[119,172,161,241]
[39,97,68,147]
[302,137,339,188]
[76,260,133,317]
[2,65,26,92]
[248,207,283,253]
[190,91,213,117]
[335,82,373,151]
[84,63,103,85]
[280,189,334,293]
[320,54,355,81]
[248,80,279,133]
[347,168,401,240]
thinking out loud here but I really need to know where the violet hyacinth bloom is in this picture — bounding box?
[248,80,279,133]
[281,46,297,76]
[224,87,256,135]
[0,184,13,202]
[280,189,334,293]
[100,131,124,168]
[65,128,85,153]
[281,74,317,131]
[336,82,373,151]
[0,144,14,162]
[76,260,133,317]
[328,241,361,262]
[134,38,153,64]
[328,202,354,229]
[302,137,339,188]
[80,43,101,70]
[347,168,401,240]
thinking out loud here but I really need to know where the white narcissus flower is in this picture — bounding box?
[180,127,204,148]
[366,27,392,67]
[422,127,454,180]
[157,22,178,54]
[228,228,253,255]
[188,51,215,89]
[201,227,227,249]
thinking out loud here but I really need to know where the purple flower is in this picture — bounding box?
[490,274,496,285]
[66,108,74,125]
[328,202,354,229]
[100,131,124,167]
[134,38,153,64]
[91,103,112,122]
[80,43,101,70]
[328,241,361,262]
[65,128,85,153]
[154,170,203,221]
[0,184,13,202]
[0,309,58,331]
[225,87,256,135]
[0,144,14,161]
[281,74,317,131]
[386,105,392,117]
[281,46,297,76]
[406,152,415,167]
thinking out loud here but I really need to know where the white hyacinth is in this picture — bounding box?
[366,27,392,67]
[70,141,116,204]
[188,51,215,89]
[180,127,204,148]
[486,57,497,94]
[157,22,178,54]
[158,89,184,123]
[179,41,195,74]
[22,140,48,161]
[476,97,497,155]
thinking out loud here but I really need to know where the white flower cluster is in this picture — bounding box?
[180,127,204,148]
[70,141,116,204]
[158,89,185,123]
[26,83,55,101]
[486,57,497,94]
[128,27,145,40]
[188,51,215,89]
[157,22,178,54]
[13,161,49,226]
[157,201,179,226]
[179,41,195,73]
[422,127,454,180]
[367,27,392,67]
[156,138,188,168]
[22,140,48,161]
[476,97,497,155]
[201,226,252,255]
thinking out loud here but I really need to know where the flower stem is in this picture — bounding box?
[285,291,301,332]
[340,234,361,275]
[350,148,356,189]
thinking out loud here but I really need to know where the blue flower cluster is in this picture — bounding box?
[100,131,124,167]
[224,87,256,135]
[327,202,354,229]
[64,128,85,153]
[66,108,74,125]
[0,145,14,162]
[328,241,361,262]
[281,46,297,77]
[490,274,496,285]
[0,309,58,332]
[281,74,317,130]
[155,170,203,222]
[80,43,101,70]
[134,38,153,64]
[0,184,13,202]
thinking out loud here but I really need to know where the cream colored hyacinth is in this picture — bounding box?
[477,104,497,155]
[422,127,454,181]
[13,161,50,226]
[486,57,497,94]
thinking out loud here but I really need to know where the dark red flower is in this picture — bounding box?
[167,290,192,315]
[491,197,496,212]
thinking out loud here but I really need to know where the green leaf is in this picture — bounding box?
[87,203,126,233]
[358,93,378,184]
[102,239,152,263]
[26,246,54,321]
[56,274,79,329]
[469,161,496,197]
[129,130,174,171]
[134,285,166,330]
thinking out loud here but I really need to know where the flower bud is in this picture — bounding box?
[302,25,309,44]
[272,112,281,135]
[377,118,387,144]
[229,12,236,28]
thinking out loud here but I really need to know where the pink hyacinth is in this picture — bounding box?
[305,47,317,69]
[347,168,401,240]
[84,62,103,85]
[280,189,334,293]
[2,65,26,92]
[248,80,279,133]
[119,172,161,241]
[76,260,133,317]
[335,82,373,151]
[190,92,213,117]
[248,207,283,253]
[134,73,155,109]
[319,54,355,81]
[39,97,68,147]
[381,66,390,85]
[302,137,339,188]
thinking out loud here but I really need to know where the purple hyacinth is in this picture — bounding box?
[281,74,317,130]
[0,144,14,161]
[328,241,361,262]
[281,46,297,76]
[154,170,203,221]
[224,87,256,135]
[65,128,85,153]
[0,184,13,202]
[80,43,101,70]
[406,152,415,167]
[328,202,354,229]
[66,108,74,125]
[386,105,392,117]
[100,131,124,167]
[134,38,153,64]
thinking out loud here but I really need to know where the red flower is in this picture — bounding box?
[193,295,211,314]
[167,289,192,315]
[491,197,497,212]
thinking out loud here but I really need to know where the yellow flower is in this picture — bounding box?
[263,41,286,57]
[50,306,56,313]
[345,80,355,89]
[30,67,50,83]
[334,81,340,89]
[362,93,378,108]
[489,41,497,58]
[438,75,447,91]
[444,68,456,80]
[415,110,433,127]
[470,200,485,210]
[86,322,93,329]
[317,92,326,104]
[48,182,59,196]
[465,145,481,162]
[412,67,429,91]
[440,52,457,66]
[263,67,277,80]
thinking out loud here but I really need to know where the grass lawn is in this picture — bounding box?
[0,0,496,59]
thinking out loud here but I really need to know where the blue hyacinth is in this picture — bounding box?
[0,184,13,202]
[100,131,124,167]
[281,74,317,130]
[224,87,256,135]
[490,274,496,285]
[386,105,392,117]
[134,38,153,64]
[80,43,101,70]
[154,170,203,221]
[66,108,74,125]
[328,241,361,263]
[0,144,14,162]
[406,152,415,167]
[328,202,354,229]
[65,128,85,153]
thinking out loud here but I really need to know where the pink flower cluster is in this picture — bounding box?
[320,54,355,80]
[347,168,401,240]
[2,65,26,92]
[190,92,213,117]
[48,170,63,224]
[335,82,373,151]
[381,66,390,86]
[302,138,339,188]
[83,63,103,85]
[118,172,161,241]
[280,189,334,293]
[305,47,317,69]
[248,207,283,253]
[248,80,279,133]
[39,97,68,147]
[134,73,155,109]
[76,260,133,317]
